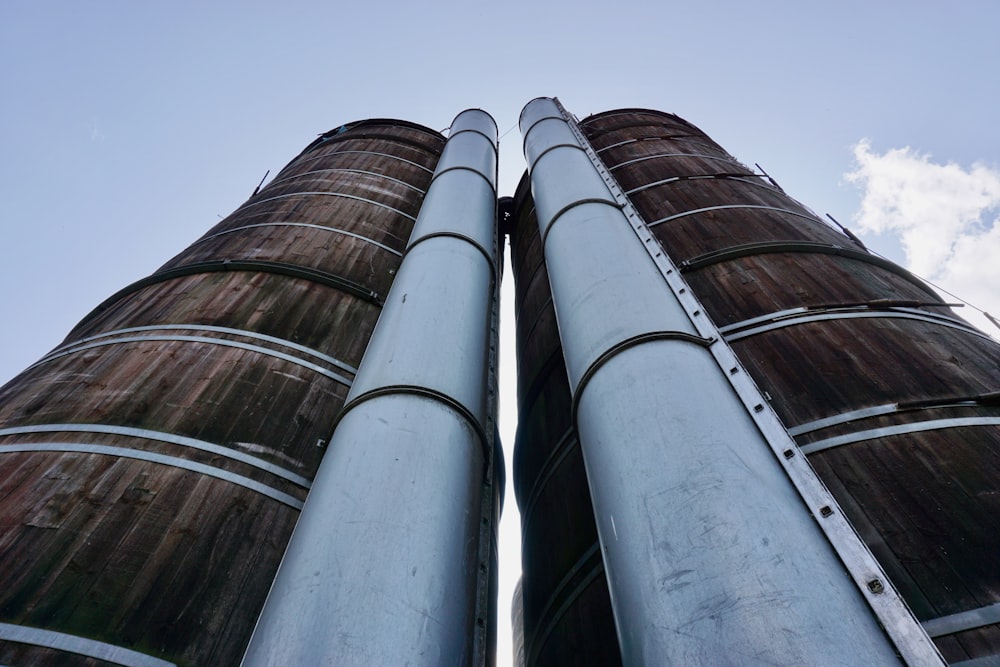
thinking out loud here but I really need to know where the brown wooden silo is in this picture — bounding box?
[0,119,444,666]
[509,173,622,666]
[578,108,1000,664]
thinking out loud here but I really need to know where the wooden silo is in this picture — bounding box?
[574,107,1000,663]
[0,119,445,666]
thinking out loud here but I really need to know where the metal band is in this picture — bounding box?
[526,543,604,667]
[540,197,622,250]
[528,142,589,173]
[299,129,444,158]
[608,151,739,170]
[0,424,310,488]
[0,442,303,508]
[519,427,577,530]
[335,385,490,465]
[263,167,426,194]
[233,191,417,221]
[49,323,358,374]
[194,221,403,257]
[598,137,723,155]
[788,403,901,437]
[571,331,714,428]
[0,622,175,667]
[789,393,1000,436]
[520,112,566,147]
[78,259,381,328]
[725,308,985,343]
[405,231,496,277]
[651,203,821,229]
[29,334,353,387]
[429,164,496,194]
[677,240,942,302]
[625,173,775,197]
[278,149,434,176]
[446,127,499,151]
[922,601,1000,638]
[800,417,1000,455]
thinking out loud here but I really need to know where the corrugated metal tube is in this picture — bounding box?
[241,109,498,666]
[519,97,915,665]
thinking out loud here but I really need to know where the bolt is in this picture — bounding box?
[820,506,834,517]
[867,579,885,594]
[783,449,795,459]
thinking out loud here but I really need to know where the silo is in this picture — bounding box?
[576,107,1000,663]
[514,98,960,664]
[509,174,622,666]
[0,118,456,665]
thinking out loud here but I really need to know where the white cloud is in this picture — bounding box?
[845,140,1000,333]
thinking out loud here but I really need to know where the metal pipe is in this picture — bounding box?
[242,109,498,666]
[519,97,921,665]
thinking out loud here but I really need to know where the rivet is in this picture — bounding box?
[679,288,686,294]
[729,367,738,374]
[693,310,701,316]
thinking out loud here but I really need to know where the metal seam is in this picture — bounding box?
[333,385,490,465]
[725,310,987,343]
[404,231,497,277]
[429,164,496,193]
[571,331,714,429]
[192,222,404,256]
[0,443,303,508]
[232,191,417,221]
[0,424,311,488]
[922,601,1000,638]
[47,323,358,374]
[800,417,1000,455]
[0,623,176,667]
[539,197,621,250]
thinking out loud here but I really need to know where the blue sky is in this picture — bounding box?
[3,2,1000,664]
